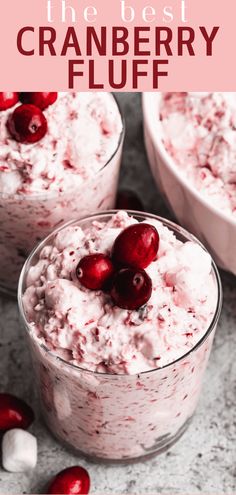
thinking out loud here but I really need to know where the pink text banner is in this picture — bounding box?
[0,0,235,91]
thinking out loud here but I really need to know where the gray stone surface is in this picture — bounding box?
[0,93,236,494]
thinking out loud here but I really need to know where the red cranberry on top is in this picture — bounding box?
[20,92,58,110]
[0,92,19,111]
[111,268,152,310]
[8,104,48,144]
[76,254,114,290]
[112,223,159,269]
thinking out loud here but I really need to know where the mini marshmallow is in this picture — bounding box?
[2,429,37,472]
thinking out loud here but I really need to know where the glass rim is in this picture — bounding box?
[18,209,223,378]
[0,93,125,201]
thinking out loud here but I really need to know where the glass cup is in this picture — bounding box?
[18,212,222,462]
[0,96,124,296]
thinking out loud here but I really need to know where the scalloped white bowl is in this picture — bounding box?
[142,92,236,275]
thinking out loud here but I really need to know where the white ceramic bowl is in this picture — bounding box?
[142,92,236,275]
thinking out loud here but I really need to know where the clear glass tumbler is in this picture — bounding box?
[18,212,222,461]
[0,97,124,296]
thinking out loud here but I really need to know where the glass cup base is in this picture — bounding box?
[43,414,193,464]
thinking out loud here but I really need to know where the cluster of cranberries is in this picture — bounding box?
[0,92,58,144]
[0,393,90,494]
[76,223,160,310]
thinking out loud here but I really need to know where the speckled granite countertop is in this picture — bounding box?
[0,93,235,494]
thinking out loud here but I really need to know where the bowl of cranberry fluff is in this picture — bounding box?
[0,92,124,295]
[143,92,236,274]
[18,210,222,461]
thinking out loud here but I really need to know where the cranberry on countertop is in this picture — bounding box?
[0,92,19,111]
[48,466,90,495]
[76,254,114,290]
[116,189,144,211]
[8,104,48,144]
[0,393,34,431]
[112,223,159,269]
[19,92,58,110]
[111,268,152,310]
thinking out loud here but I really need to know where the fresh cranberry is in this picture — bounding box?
[0,393,34,431]
[8,104,48,143]
[48,466,90,495]
[112,223,159,269]
[0,92,19,111]
[19,92,58,110]
[111,268,152,310]
[76,254,114,290]
[116,189,144,211]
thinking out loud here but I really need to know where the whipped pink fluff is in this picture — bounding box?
[23,211,217,375]
[0,92,122,195]
[160,92,236,217]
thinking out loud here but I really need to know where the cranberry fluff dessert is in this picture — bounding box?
[19,211,222,461]
[160,92,236,217]
[0,92,124,294]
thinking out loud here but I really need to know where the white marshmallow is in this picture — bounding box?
[2,429,37,472]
